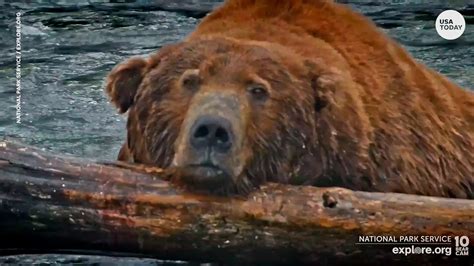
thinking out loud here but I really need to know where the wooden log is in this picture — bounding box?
[0,139,473,265]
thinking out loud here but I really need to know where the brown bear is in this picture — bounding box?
[105,0,474,198]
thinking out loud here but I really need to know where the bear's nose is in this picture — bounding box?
[190,115,233,153]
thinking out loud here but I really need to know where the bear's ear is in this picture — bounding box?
[105,57,147,113]
[105,43,184,113]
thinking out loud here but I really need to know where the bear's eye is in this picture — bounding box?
[247,84,269,102]
[181,69,201,92]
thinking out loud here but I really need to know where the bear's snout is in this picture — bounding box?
[190,115,233,154]
[171,91,248,192]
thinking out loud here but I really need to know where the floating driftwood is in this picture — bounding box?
[0,140,473,265]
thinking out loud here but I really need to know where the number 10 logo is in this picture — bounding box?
[454,236,469,256]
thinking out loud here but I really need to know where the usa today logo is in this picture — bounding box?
[435,10,466,40]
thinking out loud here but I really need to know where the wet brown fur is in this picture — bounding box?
[106,0,474,198]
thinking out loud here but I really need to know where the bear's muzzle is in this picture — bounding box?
[172,90,248,191]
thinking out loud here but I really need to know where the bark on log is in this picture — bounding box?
[0,139,473,265]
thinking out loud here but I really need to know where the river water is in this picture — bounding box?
[0,0,472,264]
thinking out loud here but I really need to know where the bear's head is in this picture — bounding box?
[105,38,353,195]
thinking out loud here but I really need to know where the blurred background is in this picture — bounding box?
[0,0,472,264]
